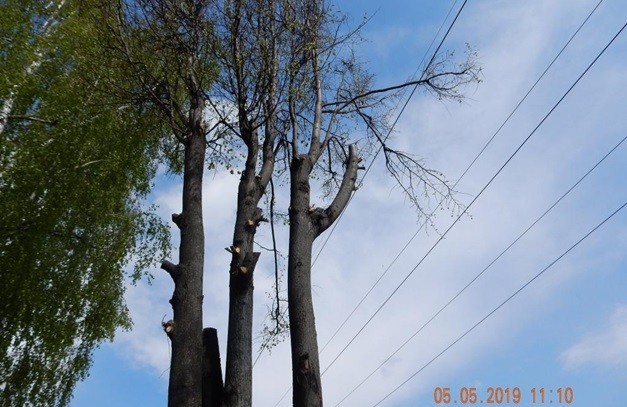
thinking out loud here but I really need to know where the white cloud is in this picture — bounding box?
[561,305,627,369]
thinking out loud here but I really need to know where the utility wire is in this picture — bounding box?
[372,198,627,406]
[321,18,627,378]
[336,132,627,405]
[274,2,469,405]
[318,0,604,356]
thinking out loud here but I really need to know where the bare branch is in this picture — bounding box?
[323,77,431,111]
[308,46,324,160]
[353,102,463,219]
[315,144,359,235]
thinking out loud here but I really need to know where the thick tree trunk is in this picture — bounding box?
[288,146,359,407]
[203,328,224,407]
[223,126,273,406]
[288,155,323,406]
[162,104,206,407]
[223,174,260,406]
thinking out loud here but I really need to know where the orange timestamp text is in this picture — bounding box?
[433,386,574,404]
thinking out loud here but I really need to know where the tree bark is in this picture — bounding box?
[287,173,322,407]
[163,98,206,407]
[288,145,359,406]
[202,328,224,407]
[223,184,259,407]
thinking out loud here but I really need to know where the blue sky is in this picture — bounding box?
[72,1,627,406]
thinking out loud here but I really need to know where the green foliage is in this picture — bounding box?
[90,0,219,152]
[0,1,170,405]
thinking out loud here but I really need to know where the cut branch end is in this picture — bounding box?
[162,320,175,340]
[161,260,179,280]
[172,213,183,228]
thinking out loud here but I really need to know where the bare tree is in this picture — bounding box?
[250,2,480,405]
[206,1,278,404]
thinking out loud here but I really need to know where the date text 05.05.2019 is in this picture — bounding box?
[433,387,574,404]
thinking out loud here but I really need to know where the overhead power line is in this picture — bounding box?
[318,0,604,356]
[371,198,627,406]
[321,17,627,378]
[335,131,627,405]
